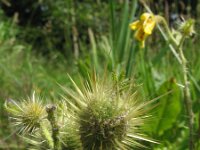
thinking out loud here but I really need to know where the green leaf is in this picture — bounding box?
[153,78,181,136]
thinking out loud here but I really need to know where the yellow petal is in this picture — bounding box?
[143,19,156,34]
[140,13,152,21]
[134,27,148,42]
[129,20,140,30]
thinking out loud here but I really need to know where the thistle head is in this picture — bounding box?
[56,102,82,149]
[5,92,46,134]
[179,18,195,37]
[62,73,157,149]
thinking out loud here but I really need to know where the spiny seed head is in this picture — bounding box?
[56,102,82,149]
[62,74,157,149]
[5,92,46,134]
[60,118,82,149]
[79,100,128,149]
[179,18,195,37]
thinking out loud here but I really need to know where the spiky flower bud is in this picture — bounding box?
[62,74,157,149]
[5,93,46,134]
[179,19,195,37]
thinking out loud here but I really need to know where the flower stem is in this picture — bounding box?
[159,16,178,48]
[46,105,61,150]
[178,36,194,150]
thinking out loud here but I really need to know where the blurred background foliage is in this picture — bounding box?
[0,0,200,149]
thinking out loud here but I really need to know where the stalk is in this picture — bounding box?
[40,122,54,149]
[161,19,194,150]
[177,36,194,150]
[161,18,194,150]
[46,105,61,150]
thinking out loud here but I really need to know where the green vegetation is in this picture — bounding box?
[0,0,200,149]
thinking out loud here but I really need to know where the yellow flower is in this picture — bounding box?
[130,13,156,48]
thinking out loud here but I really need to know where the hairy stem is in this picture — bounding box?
[46,105,61,150]
[40,122,54,149]
[178,37,194,150]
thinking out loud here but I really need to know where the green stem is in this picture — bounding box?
[178,36,194,150]
[40,122,54,149]
[159,13,194,149]
[159,16,179,48]
[46,105,61,150]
